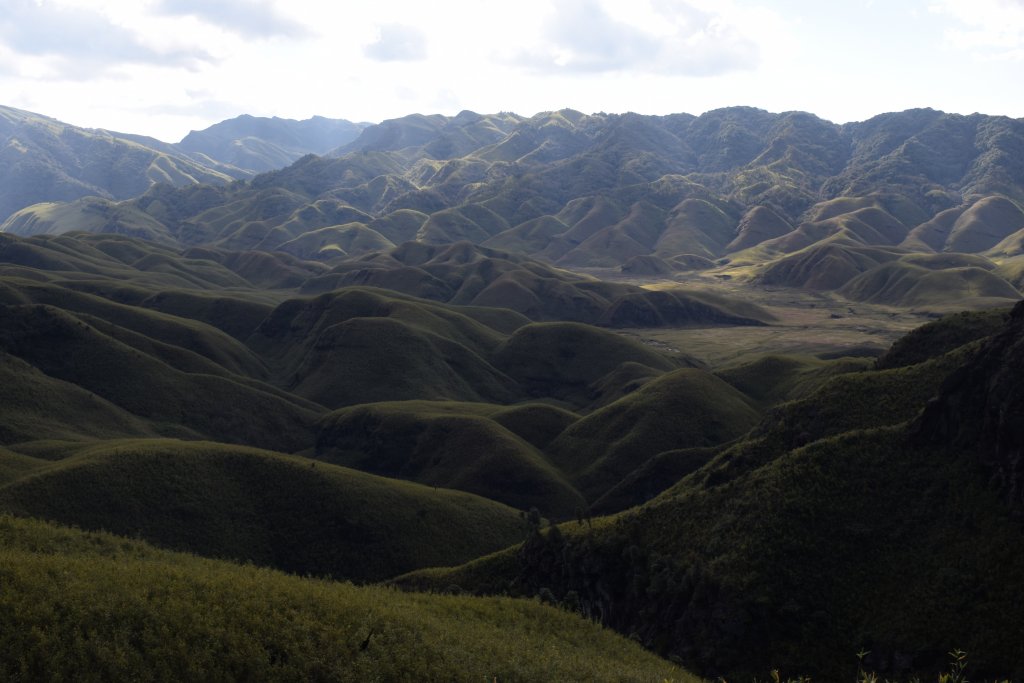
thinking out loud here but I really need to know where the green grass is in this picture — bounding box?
[698,341,976,488]
[417,206,502,244]
[139,288,276,340]
[0,514,695,683]
[397,312,1024,680]
[367,208,428,243]
[557,200,667,267]
[0,447,49,486]
[482,214,571,253]
[186,245,330,288]
[403,424,1024,680]
[0,439,528,582]
[655,197,736,258]
[875,307,1010,369]
[588,446,720,514]
[945,196,1024,253]
[281,315,517,408]
[492,321,680,406]
[2,198,178,246]
[0,349,156,444]
[251,286,519,362]
[727,205,793,251]
[8,277,268,376]
[277,222,396,260]
[715,354,873,409]
[548,367,760,501]
[599,287,772,328]
[839,261,1020,309]
[899,252,998,271]
[754,240,901,290]
[0,303,318,451]
[490,402,580,450]
[316,401,586,518]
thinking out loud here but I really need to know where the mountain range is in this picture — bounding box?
[0,105,365,223]
[1,103,1024,681]
[4,105,1022,312]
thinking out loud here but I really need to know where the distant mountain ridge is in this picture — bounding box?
[4,105,1024,309]
[0,105,237,222]
[0,105,366,223]
[178,114,367,172]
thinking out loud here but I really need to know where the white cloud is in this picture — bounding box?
[930,0,1024,59]
[511,0,759,76]
[0,0,212,73]
[7,0,1019,144]
[365,24,428,62]
[155,0,310,39]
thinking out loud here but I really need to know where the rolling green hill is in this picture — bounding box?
[315,400,586,517]
[0,302,317,451]
[839,260,1020,309]
[305,241,770,327]
[547,368,760,502]
[0,439,528,582]
[0,350,157,445]
[491,321,685,407]
[0,230,743,530]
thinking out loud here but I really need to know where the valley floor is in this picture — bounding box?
[591,270,935,366]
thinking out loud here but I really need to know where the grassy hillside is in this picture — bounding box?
[598,287,773,327]
[2,197,177,245]
[0,439,528,582]
[839,260,1020,308]
[316,401,586,517]
[727,205,793,251]
[0,448,49,486]
[305,240,770,327]
[406,426,1024,680]
[249,287,523,408]
[0,350,157,444]
[398,306,1024,680]
[0,105,237,223]
[875,307,1010,369]
[714,353,871,409]
[0,303,317,451]
[492,321,684,407]
[0,514,694,682]
[548,368,760,502]
[945,195,1024,253]
[751,238,903,289]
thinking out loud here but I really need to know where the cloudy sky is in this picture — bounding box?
[1,0,1022,141]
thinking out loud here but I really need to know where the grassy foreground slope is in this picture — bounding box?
[0,515,694,683]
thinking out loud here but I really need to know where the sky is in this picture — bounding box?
[1,0,1022,142]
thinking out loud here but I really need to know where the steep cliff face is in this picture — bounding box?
[915,299,1024,509]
